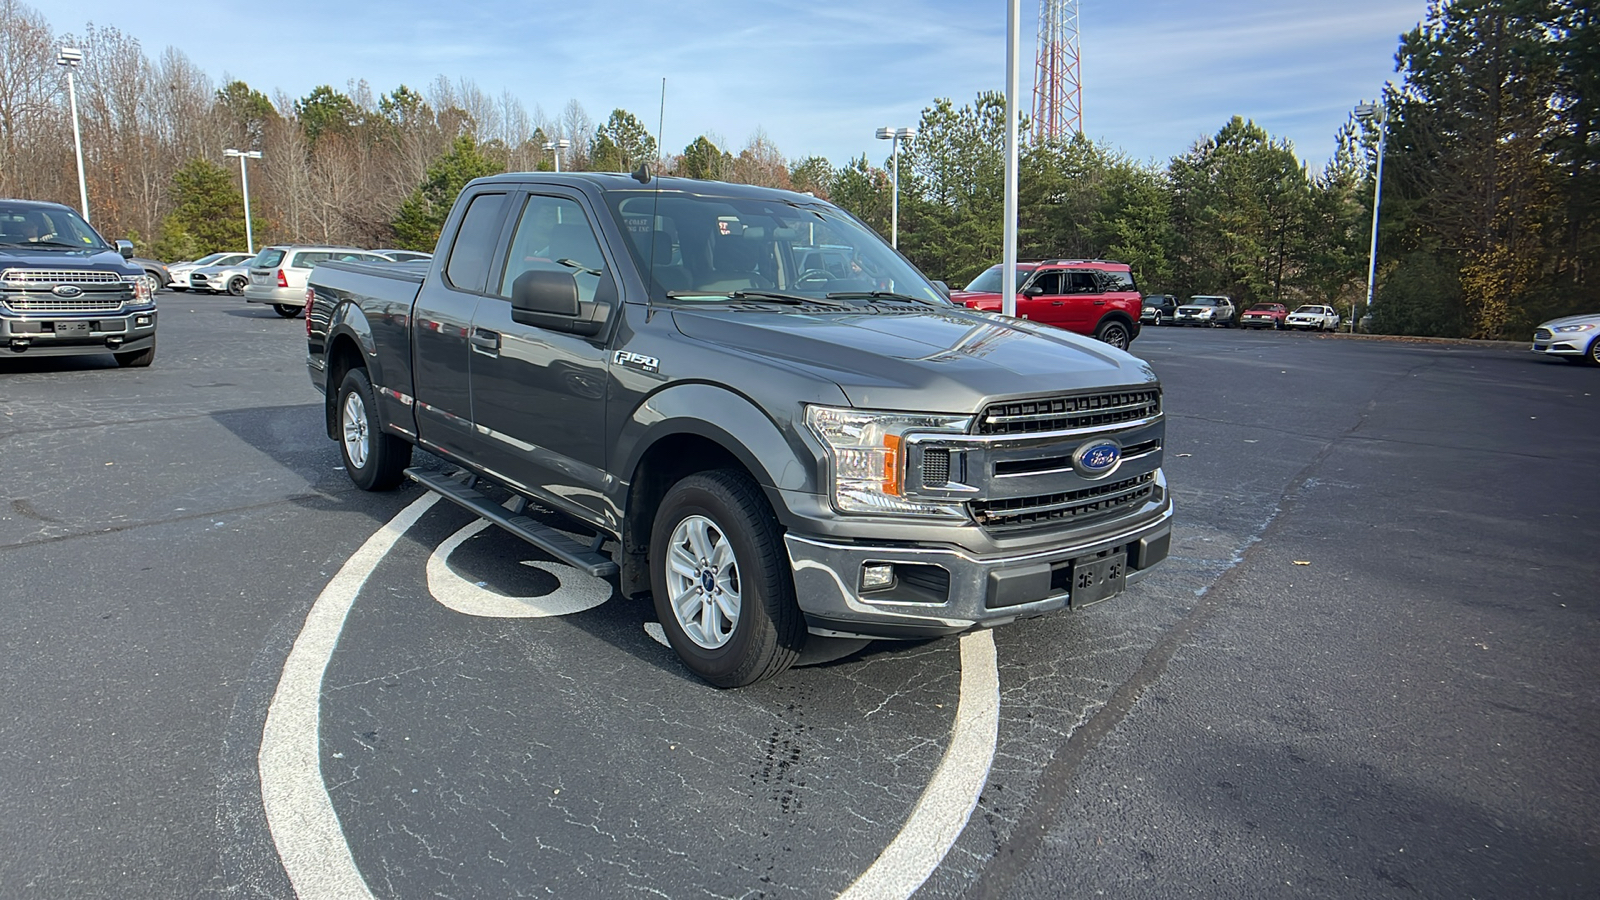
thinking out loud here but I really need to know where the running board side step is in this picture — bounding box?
[405,467,618,578]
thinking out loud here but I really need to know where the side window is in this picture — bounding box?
[445,192,509,293]
[1028,272,1063,295]
[1067,271,1099,293]
[499,195,610,303]
[293,252,331,268]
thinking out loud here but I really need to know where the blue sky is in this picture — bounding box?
[47,0,1427,172]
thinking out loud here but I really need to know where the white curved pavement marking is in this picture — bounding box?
[425,519,612,617]
[837,630,1000,900]
[258,493,1001,900]
[258,492,437,900]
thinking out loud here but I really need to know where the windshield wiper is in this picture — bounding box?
[666,290,850,308]
[825,291,946,307]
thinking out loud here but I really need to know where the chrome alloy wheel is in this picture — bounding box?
[665,514,742,649]
[341,390,370,470]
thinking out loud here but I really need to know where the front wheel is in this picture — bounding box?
[228,276,247,296]
[337,368,411,491]
[1094,319,1132,351]
[649,470,805,687]
[1587,337,1600,367]
[273,304,303,319]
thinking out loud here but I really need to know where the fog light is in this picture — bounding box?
[135,315,152,327]
[861,563,895,591]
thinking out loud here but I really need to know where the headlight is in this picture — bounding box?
[806,405,971,518]
[1554,323,1595,333]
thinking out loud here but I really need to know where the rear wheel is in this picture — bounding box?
[337,368,411,491]
[115,340,155,368]
[273,303,303,319]
[1094,319,1132,350]
[649,469,804,687]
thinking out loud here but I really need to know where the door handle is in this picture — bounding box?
[1051,300,1064,306]
[1094,299,1106,305]
[470,329,501,355]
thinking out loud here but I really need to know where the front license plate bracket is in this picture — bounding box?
[52,321,91,337]
[1069,552,1126,608]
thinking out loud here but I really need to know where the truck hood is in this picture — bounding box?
[0,244,140,275]
[671,306,1156,412]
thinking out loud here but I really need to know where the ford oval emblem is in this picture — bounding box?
[1073,440,1122,479]
[52,284,84,298]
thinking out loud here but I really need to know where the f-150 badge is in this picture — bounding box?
[613,350,660,374]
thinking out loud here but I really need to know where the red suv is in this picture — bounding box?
[950,259,1142,349]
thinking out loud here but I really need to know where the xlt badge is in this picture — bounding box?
[613,350,659,374]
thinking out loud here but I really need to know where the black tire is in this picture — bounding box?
[336,368,411,491]
[273,304,303,319]
[171,286,187,292]
[114,340,155,368]
[228,276,247,296]
[1586,337,1600,367]
[1095,319,1132,350]
[649,469,805,687]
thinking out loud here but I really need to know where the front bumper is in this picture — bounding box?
[783,494,1173,640]
[1,310,157,357]
[1531,337,1591,357]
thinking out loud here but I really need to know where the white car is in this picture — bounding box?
[188,259,256,295]
[1531,312,1600,365]
[243,245,386,318]
[1174,295,1235,327]
[1285,304,1341,331]
[167,252,252,290]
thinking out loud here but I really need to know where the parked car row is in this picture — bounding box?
[156,246,433,316]
[1139,295,1344,332]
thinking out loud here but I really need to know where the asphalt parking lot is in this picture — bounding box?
[1,299,1596,899]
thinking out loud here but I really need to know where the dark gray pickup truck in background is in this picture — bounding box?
[0,199,157,367]
[306,172,1171,686]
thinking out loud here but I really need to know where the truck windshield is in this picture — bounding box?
[605,188,948,306]
[0,203,106,250]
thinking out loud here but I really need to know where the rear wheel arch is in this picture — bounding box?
[323,334,368,439]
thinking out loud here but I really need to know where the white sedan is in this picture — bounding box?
[1531,312,1600,365]
[1285,305,1341,331]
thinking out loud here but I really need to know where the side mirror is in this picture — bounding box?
[115,240,134,260]
[931,280,951,298]
[510,269,605,337]
[1023,285,1045,297]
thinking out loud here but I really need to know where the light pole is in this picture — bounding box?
[543,138,570,173]
[1354,100,1387,334]
[57,47,89,224]
[875,126,915,248]
[224,148,262,253]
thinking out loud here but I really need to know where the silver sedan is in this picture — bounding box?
[1531,312,1600,365]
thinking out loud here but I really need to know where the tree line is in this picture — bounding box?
[1,0,1592,338]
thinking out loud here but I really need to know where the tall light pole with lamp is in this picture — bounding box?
[57,47,90,223]
[543,138,570,173]
[875,127,915,248]
[224,148,262,253]
[1353,100,1387,334]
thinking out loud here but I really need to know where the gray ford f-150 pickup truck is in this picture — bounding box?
[0,199,157,367]
[307,172,1171,686]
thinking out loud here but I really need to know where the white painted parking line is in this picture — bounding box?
[425,519,612,617]
[258,492,437,900]
[259,494,1001,899]
[836,630,1000,900]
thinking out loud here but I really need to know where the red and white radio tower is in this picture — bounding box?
[1032,0,1083,142]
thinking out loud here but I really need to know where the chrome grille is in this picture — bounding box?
[971,472,1157,530]
[1,269,128,284]
[3,296,125,313]
[978,390,1161,436]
